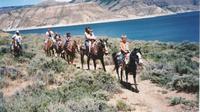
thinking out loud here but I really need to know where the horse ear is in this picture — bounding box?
[105,38,108,42]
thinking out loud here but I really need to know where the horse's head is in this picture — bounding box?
[130,48,143,65]
[99,39,109,55]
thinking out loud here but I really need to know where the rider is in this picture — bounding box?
[12,30,22,49]
[54,33,62,49]
[119,35,130,64]
[45,28,55,44]
[84,27,96,53]
[65,33,72,47]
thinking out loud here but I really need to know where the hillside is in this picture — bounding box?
[0,3,121,30]
[0,0,199,30]
[0,33,199,111]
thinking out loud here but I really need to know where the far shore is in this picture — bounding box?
[3,10,198,32]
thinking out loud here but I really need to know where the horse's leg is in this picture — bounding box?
[125,67,128,82]
[93,59,96,70]
[70,54,73,64]
[87,56,90,70]
[120,68,123,81]
[61,51,65,59]
[125,70,128,82]
[116,66,120,80]
[81,53,84,69]
[133,73,138,91]
[67,54,70,64]
[100,58,106,72]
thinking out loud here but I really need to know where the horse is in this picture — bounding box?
[44,39,55,56]
[11,39,22,57]
[80,39,109,71]
[54,39,65,57]
[112,48,143,91]
[63,40,79,64]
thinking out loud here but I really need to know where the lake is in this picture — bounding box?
[8,11,199,42]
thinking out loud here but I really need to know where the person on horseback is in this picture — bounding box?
[45,28,55,44]
[65,33,72,47]
[84,27,96,53]
[118,35,130,65]
[54,33,62,49]
[11,30,22,49]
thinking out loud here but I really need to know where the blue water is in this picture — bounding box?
[8,11,199,42]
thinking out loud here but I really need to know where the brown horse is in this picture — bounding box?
[44,39,55,56]
[63,40,79,64]
[54,39,65,57]
[80,39,109,71]
[11,39,22,57]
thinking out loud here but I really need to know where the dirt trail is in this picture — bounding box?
[105,65,197,112]
[76,63,196,112]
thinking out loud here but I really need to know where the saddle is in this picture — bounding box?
[116,52,130,65]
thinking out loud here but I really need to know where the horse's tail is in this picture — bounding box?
[112,52,118,71]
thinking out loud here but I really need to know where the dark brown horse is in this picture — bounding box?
[63,40,79,64]
[11,39,22,57]
[112,48,142,91]
[80,39,109,71]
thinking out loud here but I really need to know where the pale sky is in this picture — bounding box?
[0,0,72,7]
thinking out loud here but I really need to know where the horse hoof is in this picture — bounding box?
[135,89,139,93]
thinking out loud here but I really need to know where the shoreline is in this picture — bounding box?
[3,10,198,32]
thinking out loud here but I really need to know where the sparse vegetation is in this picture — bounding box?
[0,34,199,111]
[3,66,119,112]
[140,42,199,93]
[116,100,131,111]
[169,97,197,107]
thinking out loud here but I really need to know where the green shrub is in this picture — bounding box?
[92,90,109,101]
[170,75,199,92]
[141,63,173,86]
[174,58,199,75]
[141,62,199,93]
[0,47,10,56]
[116,100,131,111]
[21,51,36,59]
[169,97,197,107]
[48,98,116,112]
[0,38,9,45]
[28,56,67,75]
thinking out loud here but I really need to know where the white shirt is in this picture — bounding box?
[85,32,96,40]
[46,31,54,38]
[12,34,22,43]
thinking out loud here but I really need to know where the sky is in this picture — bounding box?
[0,0,72,7]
